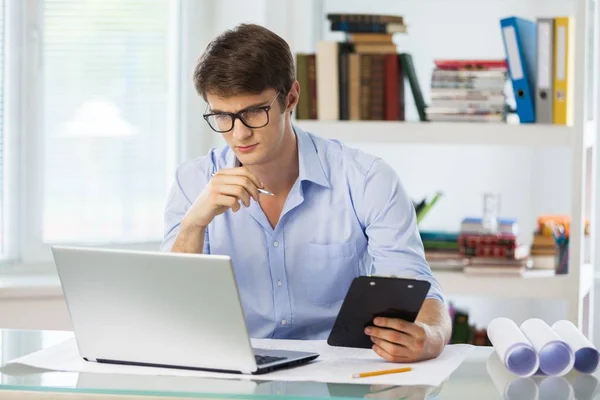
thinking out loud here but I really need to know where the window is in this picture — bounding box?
[41,0,179,244]
[0,0,5,258]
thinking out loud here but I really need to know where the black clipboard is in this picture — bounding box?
[327,276,431,348]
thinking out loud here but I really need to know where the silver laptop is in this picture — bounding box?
[51,246,319,375]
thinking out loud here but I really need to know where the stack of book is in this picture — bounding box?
[530,231,557,270]
[295,13,427,122]
[421,231,465,271]
[458,217,547,276]
[426,59,508,123]
[459,232,526,257]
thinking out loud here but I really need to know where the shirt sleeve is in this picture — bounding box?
[160,164,210,253]
[356,158,445,304]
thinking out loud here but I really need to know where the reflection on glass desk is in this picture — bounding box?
[0,330,599,399]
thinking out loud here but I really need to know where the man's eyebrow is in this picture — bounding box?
[208,99,271,114]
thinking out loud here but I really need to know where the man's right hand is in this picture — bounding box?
[181,167,263,231]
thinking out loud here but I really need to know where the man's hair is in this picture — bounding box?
[193,24,295,108]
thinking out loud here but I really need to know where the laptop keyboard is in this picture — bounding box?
[255,354,286,365]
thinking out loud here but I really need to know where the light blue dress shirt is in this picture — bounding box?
[161,126,444,340]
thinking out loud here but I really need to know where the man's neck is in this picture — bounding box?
[246,124,299,195]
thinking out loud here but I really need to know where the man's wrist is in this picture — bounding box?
[181,217,207,234]
[423,322,447,357]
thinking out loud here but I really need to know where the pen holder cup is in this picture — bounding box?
[555,242,569,275]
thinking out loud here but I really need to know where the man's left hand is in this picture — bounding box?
[364,317,440,363]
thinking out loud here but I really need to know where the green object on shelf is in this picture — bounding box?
[416,191,443,223]
[400,53,428,122]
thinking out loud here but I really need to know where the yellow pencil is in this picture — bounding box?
[351,367,412,379]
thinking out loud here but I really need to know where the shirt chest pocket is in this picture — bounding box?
[299,242,359,306]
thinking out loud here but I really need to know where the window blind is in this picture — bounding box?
[0,0,5,255]
[42,0,176,243]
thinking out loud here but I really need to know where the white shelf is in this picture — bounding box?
[585,120,597,149]
[295,120,573,147]
[435,263,594,299]
[580,263,595,299]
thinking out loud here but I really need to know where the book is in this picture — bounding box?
[400,53,427,121]
[348,33,394,43]
[434,59,508,70]
[327,14,407,34]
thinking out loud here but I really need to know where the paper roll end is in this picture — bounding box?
[539,341,573,376]
[574,347,600,374]
[506,345,539,377]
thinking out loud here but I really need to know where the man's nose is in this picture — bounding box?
[232,118,252,140]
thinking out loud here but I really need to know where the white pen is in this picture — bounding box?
[211,173,275,196]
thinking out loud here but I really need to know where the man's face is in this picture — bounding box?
[205,89,288,166]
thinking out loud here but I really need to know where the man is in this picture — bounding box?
[161,23,451,362]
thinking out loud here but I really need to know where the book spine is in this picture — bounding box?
[400,53,427,121]
[385,54,399,120]
[307,55,318,119]
[360,54,372,120]
[295,54,310,120]
[348,53,361,120]
[369,54,386,120]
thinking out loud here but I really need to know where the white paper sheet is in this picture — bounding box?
[7,338,473,387]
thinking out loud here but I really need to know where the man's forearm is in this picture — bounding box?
[416,298,452,356]
[171,221,206,253]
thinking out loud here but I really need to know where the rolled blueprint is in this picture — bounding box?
[552,320,600,374]
[520,318,574,376]
[488,317,539,377]
[487,351,538,400]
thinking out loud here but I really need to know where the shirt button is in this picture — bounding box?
[281,319,287,326]
[273,241,280,248]
[277,280,283,287]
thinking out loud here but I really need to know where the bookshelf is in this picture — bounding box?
[289,0,599,338]
[433,263,594,300]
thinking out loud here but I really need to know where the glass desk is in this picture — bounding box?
[0,330,598,399]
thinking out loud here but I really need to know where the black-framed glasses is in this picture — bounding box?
[203,92,281,133]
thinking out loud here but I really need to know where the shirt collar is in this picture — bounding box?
[224,125,331,188]
[294,125,330,188]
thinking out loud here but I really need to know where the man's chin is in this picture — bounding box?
[234,151,264,166]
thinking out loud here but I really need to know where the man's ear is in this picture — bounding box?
[286,80,300,113]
